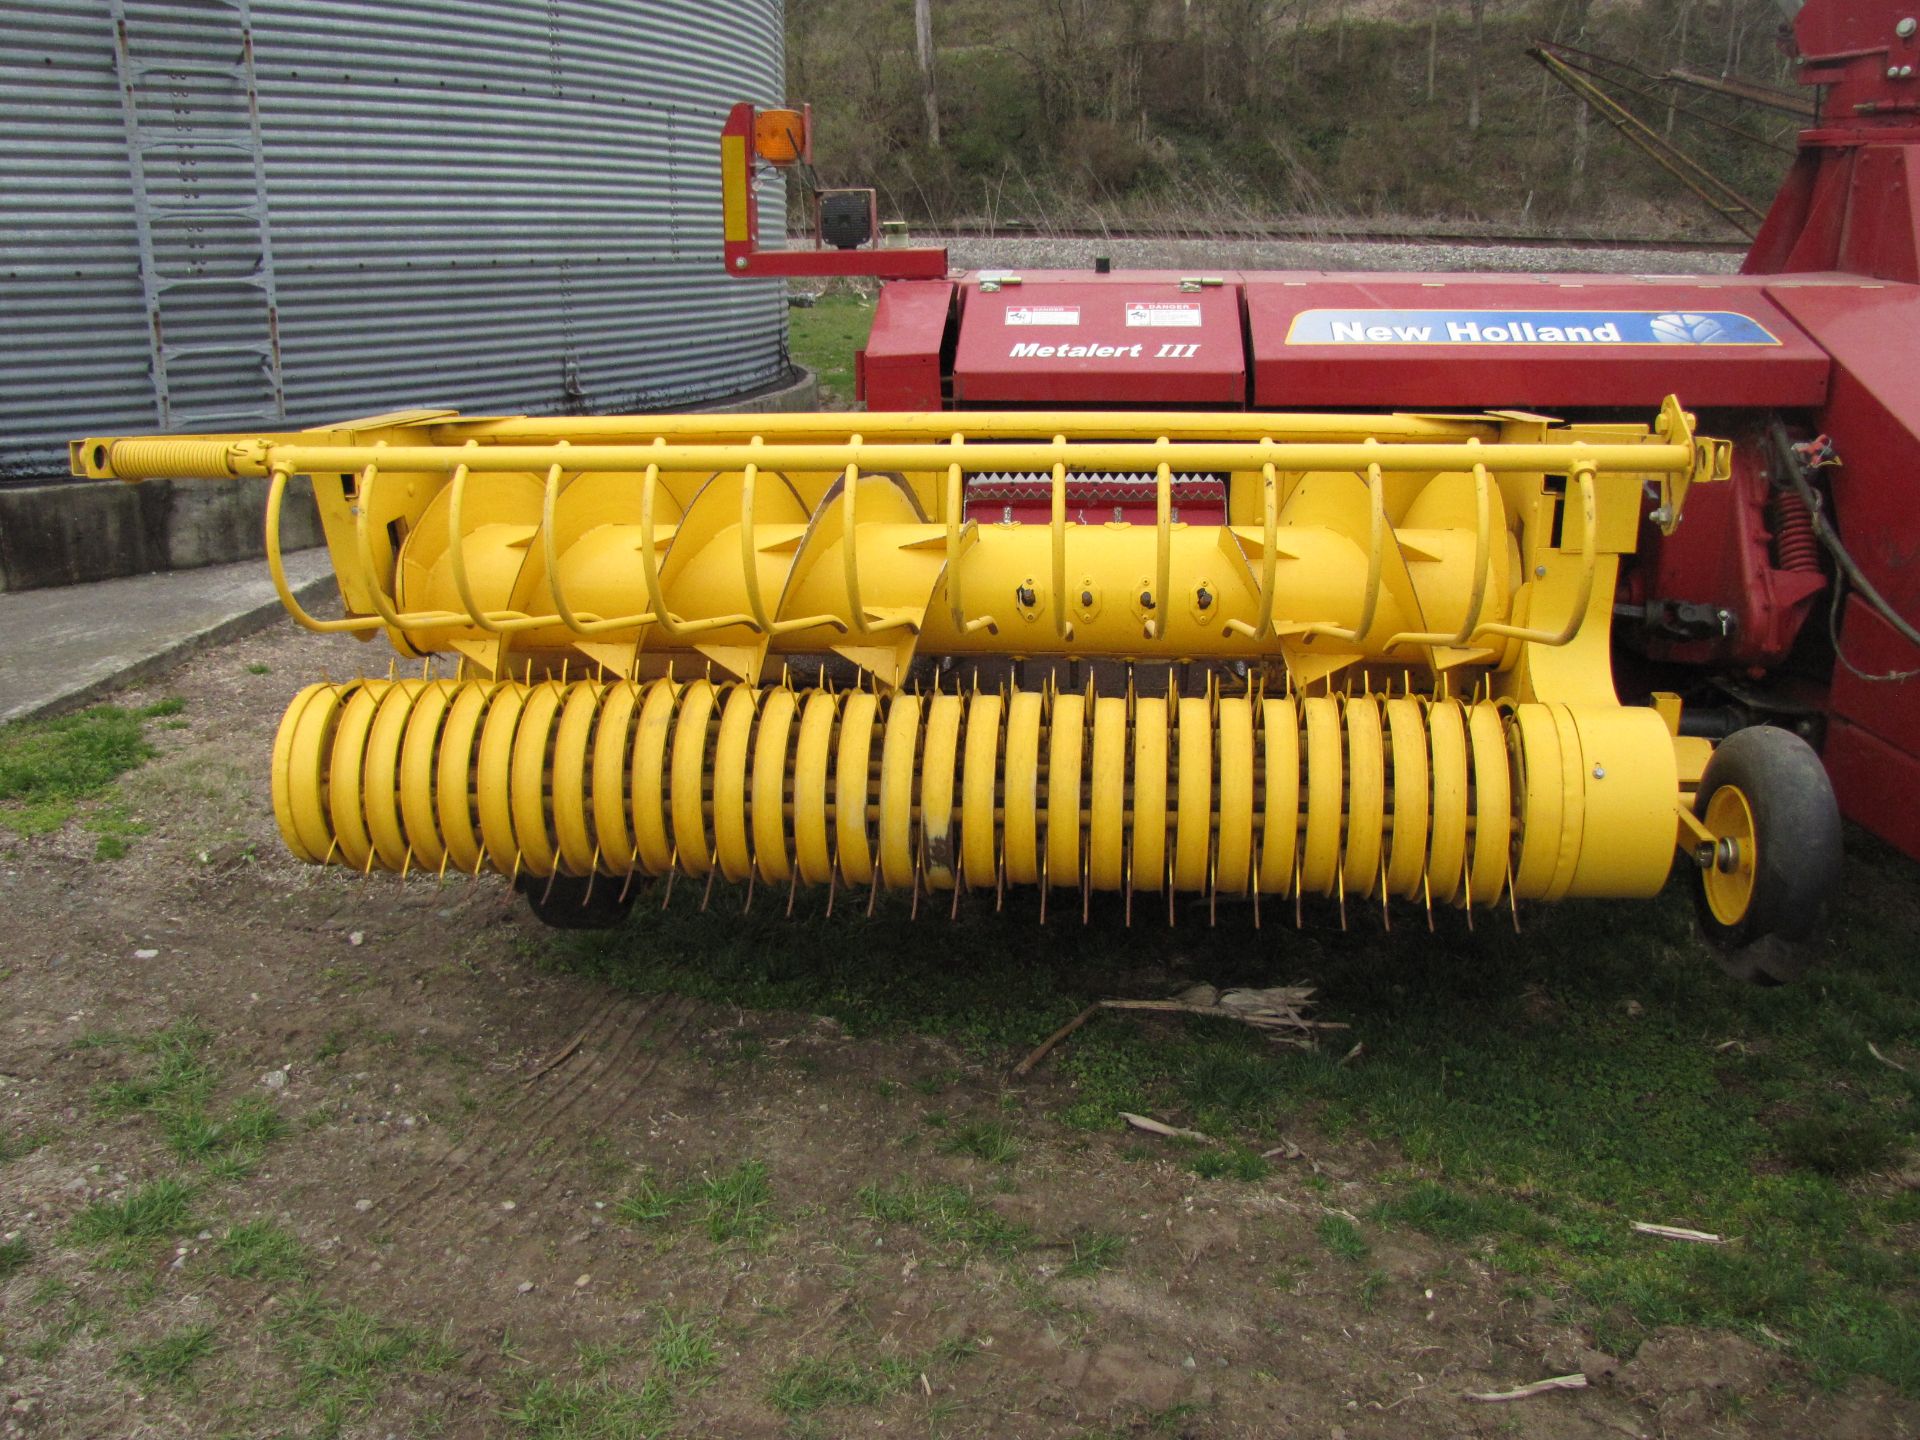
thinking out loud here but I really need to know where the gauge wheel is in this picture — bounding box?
[1690,726,1840,979]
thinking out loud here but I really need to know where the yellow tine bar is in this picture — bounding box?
[1426,698,1470,903]
[476,682,531,874]
[1257,695,1299,895]
[793,690,838,885]
[835,691,879,883]
[267,467,380,634]
[510,681,566,877]
[1151,441,1172,639]
[1131,695,1169,893]
[1045,691,1085,888]
[631,678,679,874]
[841,446,868,636]
[1216,695,1255,894]
[636,450,686,641]
[1050,435,1072,643]
[590,681,641,875]
[1003,690,1044,886]
[738,448,776,637]
[1384,456,1494,650]
[713,685,760,882]
[1342,695,1385,895]
[751,687,799,884]
[961,692,1004,889]
[919,693,964,890]
[1472,463,1598,648]
[1301,695,1342,894]
[1087,695,1128,891]
[879,694,922,887]
[1305,457,1386,645]
[398,678,455,873]
[670,680,720,877]
[1223,458,1279,642]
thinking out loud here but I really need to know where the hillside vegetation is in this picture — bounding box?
[788,0,1803,235]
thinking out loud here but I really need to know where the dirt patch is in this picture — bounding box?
[2,617,1916,1438]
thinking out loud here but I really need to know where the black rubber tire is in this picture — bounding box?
[516,873,636,930]
[1690,725,1841,966]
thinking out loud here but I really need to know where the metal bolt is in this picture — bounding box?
[1195,587,1213,611]
[1715,837,1740,873]
[1534,565,1548,578]
[1890,65,1902,77]
[1905,65,1916,77]
[1901,17,1918,37]
[1649,505,1673,527]
[1140,590,1156,610]
[1693,842,1717,870]
[1592,764,1606,779]
[734,256,748,270]
[1016,583,1036,607]
[1080,589,1094,607]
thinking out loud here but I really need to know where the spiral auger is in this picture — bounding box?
[87,401,1746,929]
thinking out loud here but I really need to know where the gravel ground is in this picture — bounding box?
[932,234,1743,276]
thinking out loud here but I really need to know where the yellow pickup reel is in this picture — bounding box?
[79,400,1836,954]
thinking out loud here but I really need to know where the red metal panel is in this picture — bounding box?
[951,279,1246,406]
[861,280,954,411]
[1243,276,1831,409]
[1822,717,1920,860]
[1837,145,1920,283]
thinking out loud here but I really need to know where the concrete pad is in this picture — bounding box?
[0,549,335,725]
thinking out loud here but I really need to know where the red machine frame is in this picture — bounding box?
[726,0,1920,860]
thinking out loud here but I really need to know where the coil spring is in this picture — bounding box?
[1768,487,1819,573]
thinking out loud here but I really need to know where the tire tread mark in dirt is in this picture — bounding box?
[356,992,695,1237]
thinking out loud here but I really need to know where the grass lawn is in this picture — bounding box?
[786,291,875,405]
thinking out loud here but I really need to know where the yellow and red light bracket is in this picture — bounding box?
[720,102,949,280]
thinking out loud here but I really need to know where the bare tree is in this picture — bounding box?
[1467,0,1486,131]
[914,0,939,148]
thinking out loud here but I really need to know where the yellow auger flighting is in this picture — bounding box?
[77,401,1758,934]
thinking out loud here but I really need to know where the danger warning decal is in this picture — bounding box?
[1125,301,1203,328]
[1285,308,1780,346]
[1004,305,1080,326]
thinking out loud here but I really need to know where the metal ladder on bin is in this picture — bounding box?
[110,0,286,429]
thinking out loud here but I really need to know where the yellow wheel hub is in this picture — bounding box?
[1700,784,1758,927]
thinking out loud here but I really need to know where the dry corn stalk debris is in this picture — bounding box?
[1014,983,1345,1075]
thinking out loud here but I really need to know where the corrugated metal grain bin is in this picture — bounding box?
[0,0,789,482]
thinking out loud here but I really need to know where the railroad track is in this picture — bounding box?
[912,225,1746,253]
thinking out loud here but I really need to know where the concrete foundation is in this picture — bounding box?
[0,367,820,593]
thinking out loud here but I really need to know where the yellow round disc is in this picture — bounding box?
[509,682,565,878]
[835,691,879,885]
[1426,698,1469,904]
[476,683,530,875]
[1257,697,1299,895]
[1215,696,1254,895]
[1701,783,1757,925]
[435,682,494,874]
[793,691,838,884]
[398,680,455,873]
[919,694,963,890]
[630,679,680,875]
[1510,703,1563,902]
[1382,697,1429,899]
[1544,703,1587,902]
[1342,695,1384,896]
[1131,696,1169,893]
[1301,695,1342,896]
[1046,693,1085,890]
[551,683,604,877]
[712,685,760,882]
[327,682,384,872]
[669,680,719,877]
[960,693,1004,889]
[364,680,425,872]
[1002,690,1043,886]
[1087,696,1128,892]
[272,684,335,864]
[1466,704,1512,908]
[751,688,798,883]
[878,695,922,888]
[1173,696,1213,893]
[589,681,640,875]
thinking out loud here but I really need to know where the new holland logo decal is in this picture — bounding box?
[1284,309,1780,346]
